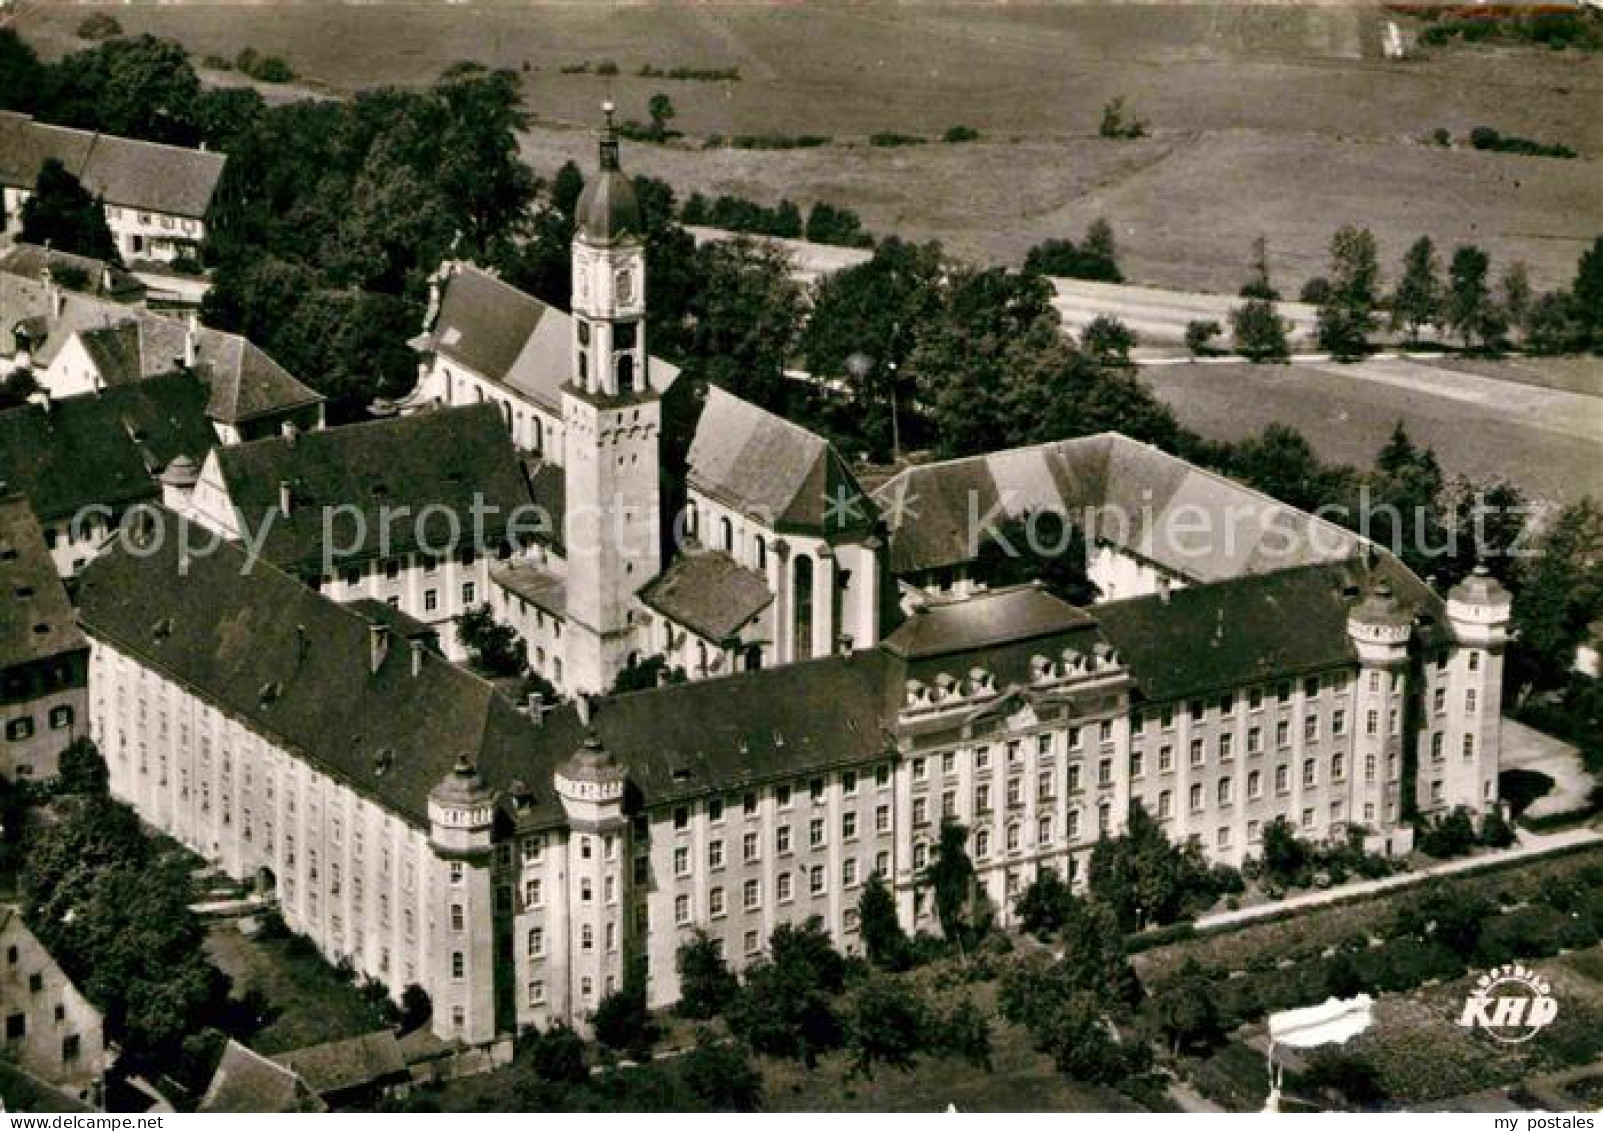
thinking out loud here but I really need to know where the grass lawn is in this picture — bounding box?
[17,4,1601,293]
[204,921,391,1055]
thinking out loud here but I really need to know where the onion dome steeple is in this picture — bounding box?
[574,102,642,246]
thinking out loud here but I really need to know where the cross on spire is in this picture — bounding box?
[599,101,620,171]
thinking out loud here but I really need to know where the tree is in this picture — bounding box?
[530,1023,590,1085]
[1571,235,1603,350]
[23,796,228,1068]
[609,654,686,695]
[729,919,845,1066]
[1014,867,1076,939]
[675,929,739,1019]
[76,13,124,41]
[1446,244,1506,350]
[681,236,805,411]
[592,969,660,1061]
[1260,816,1311,887]
[0,29,47,115]
[678,1028,762,1111]
[19,159,120,264]
[1315,225,1381,361]
[46,34,204,146]
[1417,806,1477,859]
[399,984,432,1034]
[1511,499,1603,692]
[1056,896,1140,1007]
[647,92,676,139]
[847,975,928,1078]
[1022,220,1122,282]
[1229,424,1356,515]
[1081,315,1137,369]
[1523,290,1582,355]
[919,819,978,946]
[1500,261,1533,331]
[971,510,1099,606]
[1086,802,1216,930]
[857,872,908,969]
[1230,296,1290,362]
[1240,237,1280,301]
[1042,992,1136,1083]
[1098,96,1146,139]
[455,604,527,677]
[1184,319,1221,356]
[1390,236,1444,341]
[1082,218,1121,281]
[1152,958,1224,1054]
[55,737,108,795]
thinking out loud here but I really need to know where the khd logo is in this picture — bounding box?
[1457,964,1559,1044]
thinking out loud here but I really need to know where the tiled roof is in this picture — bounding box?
[273,1031,407,1096]
[0,111,226,219]
[639,547,773,643]
[0,496,86,668]
[522,457,565,550]
[76,512,568,828]
[489,559,566,618]
[883,583,1108,691]
[1096,554,1444,704]
[200,1040,324,1114]
[0,371,216,522]
[688,386,877,538]
[536,650,902,808]
[0,243,145,302]
[422,263,679,413]
[873,433,1361,582]
[212,404,533,573]
[75,316,322,425]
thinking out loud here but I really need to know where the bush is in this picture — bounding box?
[942,125,980,143]
[804,200,873,248]
[592,973,660,1061]
[235,48,297,84]
[677,1029,762,1110]
[727,133,832,150]
[1185,319,1222,356]
[1417,806,1478,859]
[1099,97,1148,139]
[1300,277,1332,305]
[76,13,123,41]
[869,131,927,148]
[530,1023,589,1085]
[1466,127,1576,159]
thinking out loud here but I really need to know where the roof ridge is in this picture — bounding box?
[27,117,227,162]
[706,385,827,453]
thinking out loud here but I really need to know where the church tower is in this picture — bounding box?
[563,104,662,694]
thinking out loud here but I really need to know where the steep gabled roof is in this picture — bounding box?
[200,1040,325,1114]
[76,512,565,828]
[0,371,216,522]
[213,404,533,573]
[0,111,226,219]
[422,263,679,414]
[639,547,773,644]
[688,386,877,538]
[0,496,86,667]
[873,432,1361,582]
[75,316,322,425]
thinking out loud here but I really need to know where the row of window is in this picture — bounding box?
[670,767,893,830]
[4,705,74,742]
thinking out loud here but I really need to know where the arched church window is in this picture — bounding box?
[616,354,635,396]
[685,500,698,539]
[755,535,767,570]
[793,553,814,661]
[531,416,543,454]
[616,268,635,304]
[718,516,733,554]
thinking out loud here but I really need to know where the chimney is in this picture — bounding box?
[1158,575,1172,604]
[100,265,113,294]
[278,480,293,517]
[368,623,390,674]
[575,695,592,727]
[184,310,199,369]
[282,420,299,444]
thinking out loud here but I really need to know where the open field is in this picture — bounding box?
[1140,355,1603,509]
[16,3,1603,292]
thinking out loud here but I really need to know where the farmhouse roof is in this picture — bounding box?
[0,111,226,219]
[200,1040,325,1114]
[0,496,86,669]
[0,242,144,302]
[0,371,216,522]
